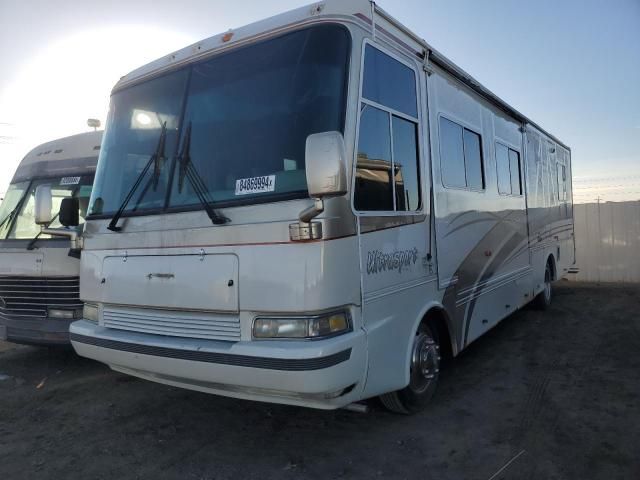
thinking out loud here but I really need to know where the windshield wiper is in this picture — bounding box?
[26,212,60,250]
[176,122,229,225]
[0,190,29,233]
[107,123,167,232]
[0,206,18,231]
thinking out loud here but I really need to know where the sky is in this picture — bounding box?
[0,0,638,203]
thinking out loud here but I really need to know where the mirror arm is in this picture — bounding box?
[298,198,324,223]
[290,198,325,242]
[40,228,79,250]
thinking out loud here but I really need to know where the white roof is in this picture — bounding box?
[12,131,103,183]
[19,131,103,168]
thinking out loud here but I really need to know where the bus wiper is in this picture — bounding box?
[26,212,60,250]
[0,206,18,230]
[0,191,28,232]
[176,122,229,225]
[107,123,167,232]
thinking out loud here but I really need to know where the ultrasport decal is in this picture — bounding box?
[367,248,419,275]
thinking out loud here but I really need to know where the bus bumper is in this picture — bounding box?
[69,320,368,409]
[0,316,71,346]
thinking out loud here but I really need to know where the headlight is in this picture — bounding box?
[83,304,99,323]
[253,311,351,339]
[48,308,77,320]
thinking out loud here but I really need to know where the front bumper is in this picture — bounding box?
[70,320,368,409]
[0,315,72,346]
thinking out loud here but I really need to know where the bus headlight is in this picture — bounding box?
[83,304,99,324]
[48,308,77,320]
[253,311,351,339]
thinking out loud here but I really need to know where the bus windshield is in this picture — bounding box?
[89,24,350,217]
[2,176,94,240]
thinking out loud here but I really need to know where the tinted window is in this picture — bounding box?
[557,164,567,201]
[89,25,350,217]
[439,117,484,190]
[496,143,511,194]
[90,70,189,215]
[463,129,484,190]
[354,105,393,211]
[170,26,350,208]
[355,45,421,213]
[362,45,418,118]
[392,116,420,211]
[439,118,466,188]
[509,149,522,195]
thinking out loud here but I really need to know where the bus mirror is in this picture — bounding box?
[34,185,53,225]
[305,131,347,198]
[59,197,80,227]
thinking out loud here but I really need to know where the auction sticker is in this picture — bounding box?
[60,176,81,185]
[235,175,275,196]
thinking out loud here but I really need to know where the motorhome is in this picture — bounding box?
[0,131,101,345]
[61,1,574,413]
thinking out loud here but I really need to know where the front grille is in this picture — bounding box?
[0,276,81,320]
[102,306,241,342]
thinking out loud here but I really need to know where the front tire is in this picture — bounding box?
[379,324,441,414]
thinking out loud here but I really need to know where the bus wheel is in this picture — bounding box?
[534,261,553,310]
[379,324,441,414]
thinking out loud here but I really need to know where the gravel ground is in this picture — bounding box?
[0,283,638,480]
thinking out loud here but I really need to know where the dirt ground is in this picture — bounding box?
[0,283,639,480]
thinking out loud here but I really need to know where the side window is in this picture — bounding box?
[496,143,511,194]
[509,149,522,195]
[362,45,418,117]
[496,142,522,196]
[439,117,485,190]
[355,45,420,212]
[557,163,567,201]
[354,106,393,211]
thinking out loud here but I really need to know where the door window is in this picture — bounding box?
[354,45,421,212]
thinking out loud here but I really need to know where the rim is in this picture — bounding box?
[408,330,440,394]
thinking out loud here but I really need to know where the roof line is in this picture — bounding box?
[373,3,570,151]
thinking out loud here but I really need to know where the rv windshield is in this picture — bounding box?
[4,177,94,240]
[89,24,350,217]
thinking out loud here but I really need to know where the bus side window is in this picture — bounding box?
[354,45,421,212]
[496,142,522,196]
[557,163,567,201]
[439,117,485,191]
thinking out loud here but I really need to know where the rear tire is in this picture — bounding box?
[379,324,441,414]
[534,261,553,310]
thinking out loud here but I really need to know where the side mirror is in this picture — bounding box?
[34,185,53,225]
[305,131,347,199]
[59,197,80,227]
[291,132,348,240]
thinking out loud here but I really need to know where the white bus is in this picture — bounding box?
[0,131,101,345]
[59,1,574,413]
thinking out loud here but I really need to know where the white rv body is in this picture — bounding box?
[70,1,574,409]
[0,132,102,345]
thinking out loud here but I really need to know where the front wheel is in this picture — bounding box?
[534,262,553,310]
[379,324,441,414]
